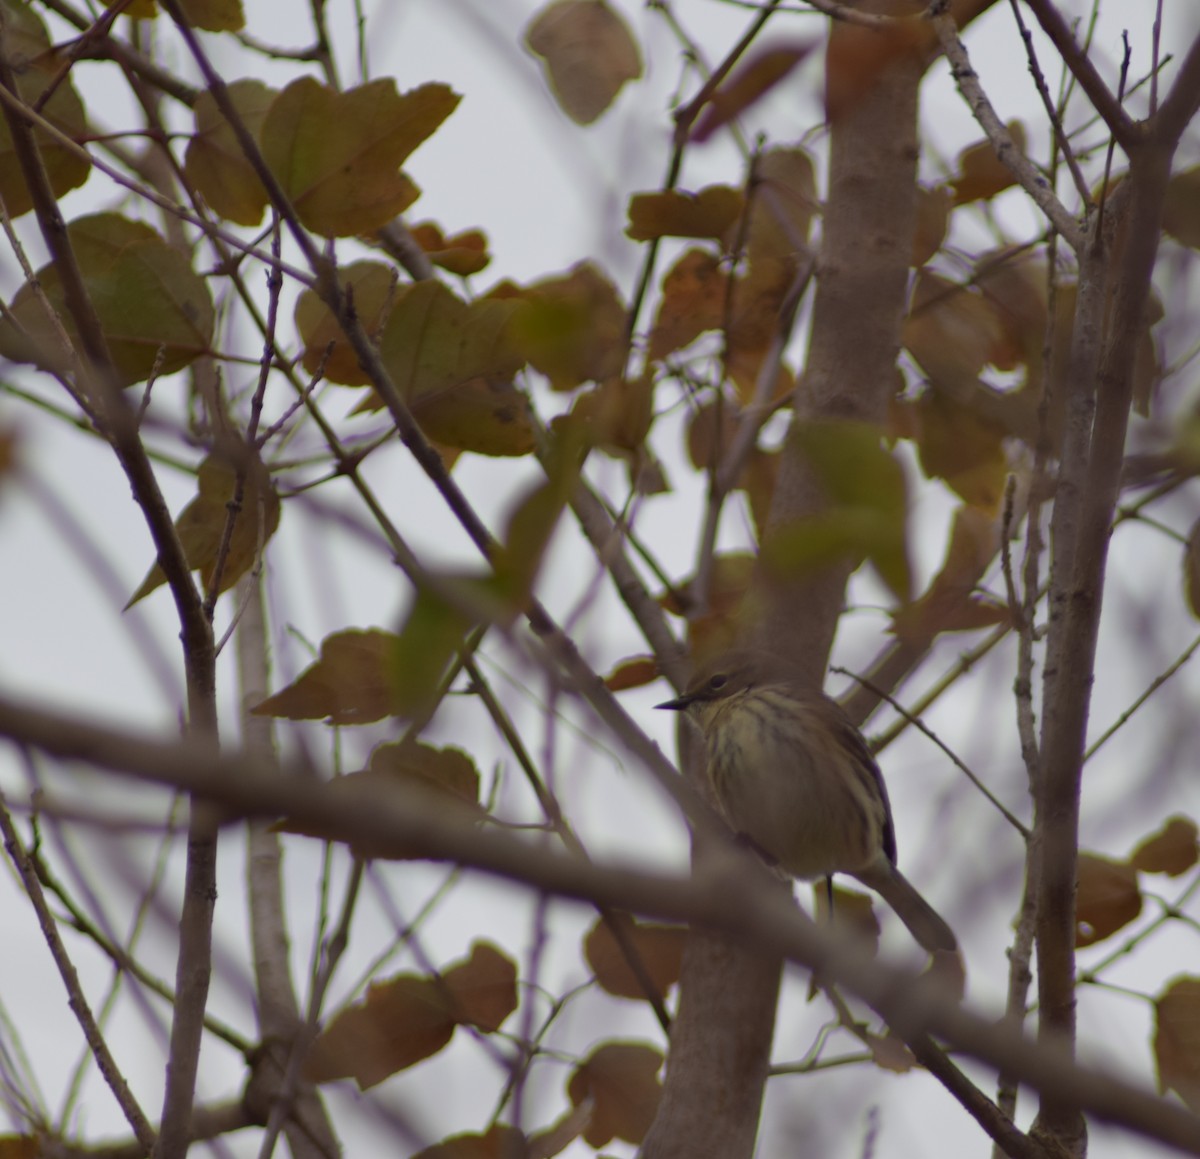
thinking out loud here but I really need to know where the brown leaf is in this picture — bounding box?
[1162,167,1200,250]
[865,1029,916,1073]
[126,444,280,607]
[525,0,642,125]
[1076,852,1142,948]
[567,1042,663,1147]
[584,916,687,1001]
[305,974,456,1087]
[690,43,816,143]
[1156,977,1200,1111]
[251,629,399,725]
[912,184,952,267]
[626,185,744,243]
[412,1125,530,1159]
[742,147,817,266]
[276,738,484,859]
[648,248,725,362]
[0,1138,40,1159]
[409,221,491,277]
[443,942,519,1032]
[903,269,1008,392]
[603,655,660,692]
[1130,817,1199,878]
[910,386,1009,510]
[951,121,1027,205]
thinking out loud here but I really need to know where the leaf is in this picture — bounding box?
[525,0,642,125]
[951,122,1027,205]
[603,655,659,692]
[912,184,952,267]
[126,444,279,607]
[0,213,215,386]
[0,3,90,217]
[411,1125,530,1159]
[512,262,627,392]
[262,78,459,236]
[443,942,519,1032]
[251,629,400,724]
[1156,977,1200,1111]
[813,883,880,956]
[306,974,456,1087]
[294,260,396,386]
[903,269,1008,392]
[1185,519,1200,620]
[891,505,1008,643]
[184,80,275,226]
[1163,168,1200,250]
[584,916,687,1001]
[0,1138,40,1159]
[743,147,817,266]
[566,1042,663,1147]
[648,248,725,362]
[691,43,816,143]
[626,186,744,243]
[762,421,911,602]
[409,221,491,276]
[306,942,517,1089]
[911,387,1009,510]
[1130,817,1199,878]
[123,0,245,29]
[1076,852,1142,948]
[276,738,484,859]
[360,280,535,455]
[865,1030,916,1074]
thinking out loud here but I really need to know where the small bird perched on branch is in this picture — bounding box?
[658,649,958,957]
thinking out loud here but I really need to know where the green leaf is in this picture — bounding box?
[262,78,459,237]
[0,2,90,217]
[184,80,275,226]
[0,213,214,386]
[763,421,911,601]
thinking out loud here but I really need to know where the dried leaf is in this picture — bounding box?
[813,883,880,956]
[1130,817,1199,878]
[525,0,642,124]
[1156,977,1200,1111]
[865,1030,916,1073]
[626,185,743,243]
[443,942,519,1032]
[951,121,1027,204]
[1076,852,1142,948]
[903,269,1008,392]
[912,184,952,267]
[910,387,1009,510]
[409,221,491,276]
[412,1125,530,1159]
[126,445,279,607]
[648,248,725,362]
[251,628,399,724]
[690,43,815,143]
[1162,167,1200,250]
[566,1042,663,1147]
[603,655,659,692]
[584,916,687,1001]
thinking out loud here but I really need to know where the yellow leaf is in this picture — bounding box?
[294,260,397,386]
[626,185,744,243]
[409,221,491,276]
[525,0,642,125]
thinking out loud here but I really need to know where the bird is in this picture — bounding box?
[657,649,958,956]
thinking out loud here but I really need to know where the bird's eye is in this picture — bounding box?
[708,673,728,691]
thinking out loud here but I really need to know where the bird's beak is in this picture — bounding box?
[656,693,690,711]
